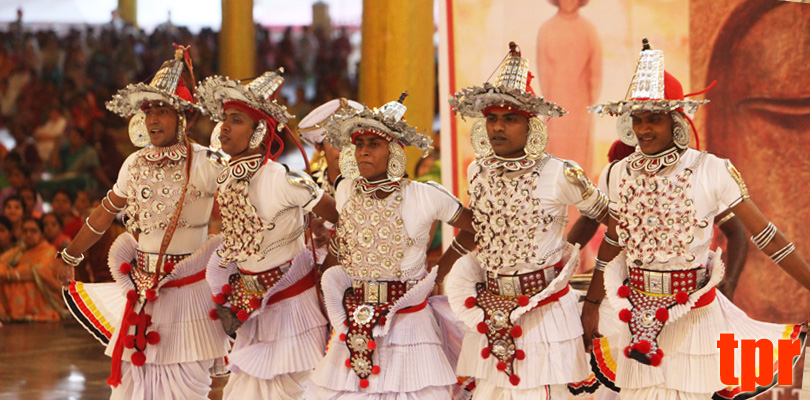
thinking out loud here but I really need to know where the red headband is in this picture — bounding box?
[350,130,405,148]
[482,105,536,120]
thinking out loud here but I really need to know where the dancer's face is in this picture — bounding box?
[631,111,675,155]
[354,133,391,181]
[485,109,528,158]
[143,102,180,147]
[220,108,259,159]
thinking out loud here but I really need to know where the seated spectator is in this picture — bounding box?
[0,216,66,322]
[39,126,102,196]
[41,212,70,250]
[32,106,67,162]
[0,216,15,254]
[48,189,80,238]
[2,195,25,239]
[17,186,42,219]
[0,164,38,211]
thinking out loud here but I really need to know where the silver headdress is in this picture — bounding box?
[449,42,566,119]
[298,98,365,146]
[195,69,293,126]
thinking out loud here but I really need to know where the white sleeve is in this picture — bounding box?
[275,166,324,212]
[112,152,139,198]
[713,157,746,209]
[417,181,463,224]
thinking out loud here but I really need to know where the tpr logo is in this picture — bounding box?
[717,333,803,391]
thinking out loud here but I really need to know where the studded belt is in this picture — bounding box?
[351,279,419,304]
[486,260,562,297]
[135,251,190,274]
[627,266,707,295]
[237,261,291,294]
[131,252,190,293]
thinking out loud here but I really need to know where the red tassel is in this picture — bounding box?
[146,331,160,345]
[481,347,491,359]
[517,295,530,307]
[477,321,489,334]
[371,366,380,375]
[650,349,664,366]
[213,293,226,305]
[136,335,146,350]
[509,374,521,386]
[221,284,233,295]
[237,309,249,322]
[634,340,651,354]
[656,307,669,322]
[163,262,175,274]
[208,309,219,320]
[339,333,347,342]
[465,296,477,308]
[510,325,523,338]
[126,290,138,302]
[119,262,132,274]
[145,289,157,301]
[359,378,369,388]
[123,335,135,349]
[229,305,239,314]
[619,308,632,322]
[126,311,139,326]
[496,361,507,371]
[367,340,377,350]
[249,297,262,309]
[675,291,689,304]
[343,319,349,326]
[515,349,525,360]
[130,351,146,367]
[345,358,351,368]
[617,285,630,298]
[378,316,387,326]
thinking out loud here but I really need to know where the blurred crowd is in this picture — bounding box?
[0,11,359,323]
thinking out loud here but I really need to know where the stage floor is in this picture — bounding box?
[0,321,226,399]
[2,320,808,399]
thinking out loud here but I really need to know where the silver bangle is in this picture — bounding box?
[769,242,795,264]
[105,190,125,212]
[603,233,621,248]
[751,222,777,250]
[58,249,85,267]
[85,217,106,235]
[450,238,471,256]
[594,258,608,272]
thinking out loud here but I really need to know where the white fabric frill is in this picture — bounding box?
[445,244,591,390]
[111,359,214,400]
[207,248,329,380]
[598,249,805,395]
[308,266,457,395]
[101,233,230,365]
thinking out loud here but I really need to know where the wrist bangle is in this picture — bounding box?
[594,258,608,272]
[603,233,621,248]
[769,242,795,264]
[450,238,471,256]
[105,190,125,212]
[57,249,85,267]
[85,217,106,235]
[584,297,601,305]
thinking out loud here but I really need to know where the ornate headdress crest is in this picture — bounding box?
[298,98,365,146]
[195,69,293,127]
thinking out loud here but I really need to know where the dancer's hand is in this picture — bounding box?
[56,260,75,286]
[581,301,601,353]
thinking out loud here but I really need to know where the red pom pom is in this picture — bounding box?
[145,289,157,301]
[378,316,387,326]
[162,262,175,274]
[477,321,489,334]
[634,340,651,354]
[656,307,669,322]
[343,319,349,326]
[510,325,523,338]
[229,306,239,314]
[619,308,632,322]
[367,340,377,350]
[119,262,132,274]
[339,333,347,342]
[517,295,530,307]
[146,331,160,345]
[650,349,664,366]
[209,309,219,320]
[617,285,630,298]
[249,297,262,309]
[237,309,249,322]
[144,314,152,327]
[123,334,135,349]
[675,291,689,304]
[515,349,526,360]
[130,351,146,367]
[213,293,226,305]
[221,284,233,295]
[465,296,477,308]
[126,290,138,302]
[126,311,139,326]
[481,347,491,359]
[496,361,507,371]
[509,374,521,386]
[371,366,380,375]
[624,346,633,358]
[345,358,351,368]
[359,378,369,388]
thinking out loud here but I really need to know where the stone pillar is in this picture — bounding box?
[220,0,256,79]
